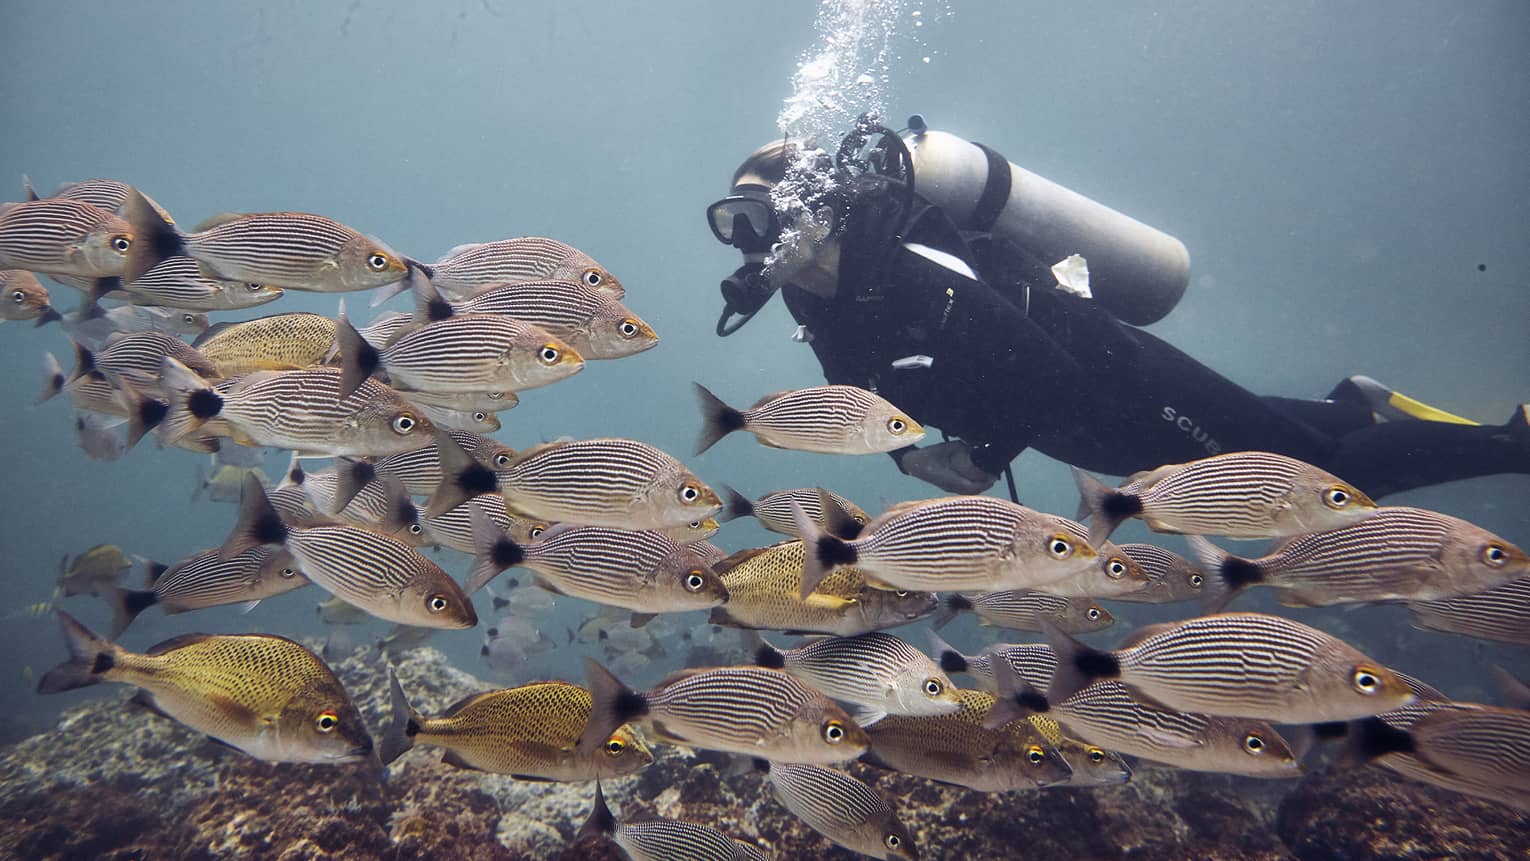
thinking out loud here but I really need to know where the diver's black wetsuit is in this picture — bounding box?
[780,180,1527,498]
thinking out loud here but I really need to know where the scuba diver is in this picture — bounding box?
[705,115,1530,498]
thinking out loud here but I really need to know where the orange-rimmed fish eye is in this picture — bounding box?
[604,737,626,756]
[1189,574,1204,588]
[1046,534,1075,559]
[1105,558,1128,579]
[1352,666,1381,694]
[884,834,902,851]
[1087,748,1106,763]
[391,414,417,434]
[923,678,944,696]
[582,268,603,288]
[1243,734,1267,754]
[280,567,298,578]
[315,711,339,733]
[678,483,701,504]
[493,453,512,467]
[618,319,640,338]
[110,235,131,252]
[1086,607,1102,621]
[1322,485,1354,509]
[1026,745,1045,764]
[683,570,707,592]
[537,344,562,365]
[427,594,450,613]
[366,252,392,271]
[822,720,847,744]
[529,525,546,538]
[894,590,910,598]
[887,417,910,434]
[1481,543,1510,567]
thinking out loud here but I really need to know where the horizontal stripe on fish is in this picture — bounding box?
[105,546,307,636]
[763,761,916,860]
[429,237,623,300]
[343,312,582,397]
[720,485,870,538]
[441,279,657,360]
[754,632,959,719]
[694,383,923,455]
[0,198,131,278]
[1107,544,1206,603]
[1407,576,1530,645]
[936,591,1113,634]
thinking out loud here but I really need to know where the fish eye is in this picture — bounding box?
[1086,607,1102,621]
[1026,745,1045,764]
[684,571,706,592]
[280,567,297,578]
[537,345,562,365]
[678,483,701,503]
[894,590,909,598]
[887,417,909,434]
[618,319,639,338]
[1189,574,1204,587]
[367,252,390,271]
[471,411,488,423]
[246,282,264,291]
[427,594,449,613]
[1106,558,1127,578]
[924,678,944,696]
[1088,748,1105,763]
[1244,734,1266,754]
[182,313,196,324]
[582,268,603,288]
[315,711,339,733]
[1352,667,1381,694]
[111,235,131,252]
[408,523,423,535]
[494,453,511,467]
[391,414,417,434]
[822,720,847,744]
[11,290,24,303]
[529,525,546,538]
[1482,544,1509,567]
[1047,535,1075,559]
[605,738,626,755]
[884,834,901,850]
[1323,485,1353,509]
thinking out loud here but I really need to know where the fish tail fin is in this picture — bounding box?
[376,474,422,538]
[425,430,498,520]
[576,782,616,842]
[792,498,857,600]
[1185,535,1260,614]
[191,462,208,502]
[692,382,745,455]
[1041,619,1119,704]
[1071,467,1139,546]
[37,611,120,694]
[37,352,65,404]
[369,261,425,308]
[717,484,753,523]
[378,667,423,766]
[157,355,222,445]
[578,658,647,757]
[335,304,382,401]
[742,630,785,669]
[818,489,866,539]
[22,175,39,201]
[927,629,970,675]
[112,374,169,449]
[409,269,455,325]
[277,451,306,489]
[465,504,525,593]
[122,187,184,284]
[1336,716,1414,767]
[103,585,158,638]
[332,457,378,515]
[932,593,974,631]
[221,472,290,558]
[35,305,62,327]
[68,341,97,385]
[984,654,1051,729]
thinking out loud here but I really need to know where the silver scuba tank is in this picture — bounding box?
[902,126,1191,326]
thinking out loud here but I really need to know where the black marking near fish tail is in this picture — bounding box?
[938,649,969,675]
[985,655,1051,729]
[820,491,866,540]
[37,611,116,694]
[577,783,618,841]
[692,382,747,455]
[718,485,754,522]
[1311,721,1350,741]
[426,431,499,520]
[465,505,524,594]
[334,458,377,515]
[754,644,786,669]
[222,473,290,558]
[932,593,974,631]
[92,652,114,674]
[426,296,453,322]
[491,596,510,611]
[817,534,858,569]
[108,586,159,638]
[379,668,421,766]
[69,343,98,383]
[1340,716,1415,766]
[336,313,381,400]
[144,561,169,585]
[578,658,648,758]
[491,537,525,569]
[122,189,185,284]
[1042,619,1119,704]
[1072,467,1139,546]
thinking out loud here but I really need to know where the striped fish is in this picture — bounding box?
[862,687,1072,792]
[1108,544,1206,604]
[0,198,132,278]
[581,659,868,764]
[223,474,475,628]
[111,255,284,311]
[61,304,209,349]
[427,236,624,301]
[1045,518,1150,597]
[709,540,938,636]
[1,269,60,324]
[719,484,870,539]
[423,494,547,555]
[752,632,960,721]
[104,546,306,636]
[193,312,338,376]
[1072,452,1378,546]
[1189,506,1530,611]
[370,430,518,496]
[1407,576,1530,645]
[1045,612,1415,723]
[379,671,652,781]
[796,495,1100,598]
[427,433,722,530]
[297,471,433,547]
[465,508,727,616]
[1027,715,1132,787]
[577,784,751,861]
[123,191,409,292]
[934,591,1113,634]
[694,382,923,455]
[357,310,413,347]
[402,387,520,417]
[158,360,435,457]
[336,310,582,399]
[1408,706,1530,792]
[690,540,728,566]
[26,177,172,223]
[760,760,916,860]
[426,278,657,359]
[936,639,1302,778]
[78,331,220,392]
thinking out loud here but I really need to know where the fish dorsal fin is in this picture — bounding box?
[748,390,792,410]
[499,440,567,469]
[712,545,774,577]
[440,689,497,718]
[1117,622,1178,650]
[190,321,237,349]
[653,666,713,688]
[442,242,486,260]
[145,632,216,656]
[1124,463,1181,490]
[192,212,247,232]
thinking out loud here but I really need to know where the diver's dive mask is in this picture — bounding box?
[707,189,779,254]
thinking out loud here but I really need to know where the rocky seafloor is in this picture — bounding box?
[2,646,1526,861]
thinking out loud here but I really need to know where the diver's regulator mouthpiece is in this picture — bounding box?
[716,254,774,337]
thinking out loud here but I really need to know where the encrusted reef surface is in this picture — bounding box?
[1,646,1525,860]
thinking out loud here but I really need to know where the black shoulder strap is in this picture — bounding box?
[969,143,1012,233]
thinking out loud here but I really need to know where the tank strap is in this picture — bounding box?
[970,143,1012,233]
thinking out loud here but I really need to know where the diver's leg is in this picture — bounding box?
[1317,407,1530,498]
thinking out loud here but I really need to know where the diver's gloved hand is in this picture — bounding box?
[897,441,997,495]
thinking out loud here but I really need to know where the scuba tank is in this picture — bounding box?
[901,118,1191,326]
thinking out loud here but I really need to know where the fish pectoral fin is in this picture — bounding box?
[1120,684,1178,713]
[802,593,854,610]
[1138,727,1204,750]
[204,692,259,726]
[508,773,555,783]
[440,750,485,772]
[1140,516,1185,535]
[130,689,170,720]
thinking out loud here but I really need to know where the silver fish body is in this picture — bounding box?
[938,591,1113,634]
[579,785,745,861]
[112,255,285,311]
[373,430,519,495]
[0,198,131,278]
[694,382,924,455]
[368,313,584,394]
[1407,576,1530,645]
[430,237,624,300]
[720,485,870,538]
[757,632,960,720]
[0,269,58,322]
[449,279,657,359]
[1108,544,1206,603]
[763,761,917,860]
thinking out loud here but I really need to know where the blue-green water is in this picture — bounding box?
[0,0,1526,850]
